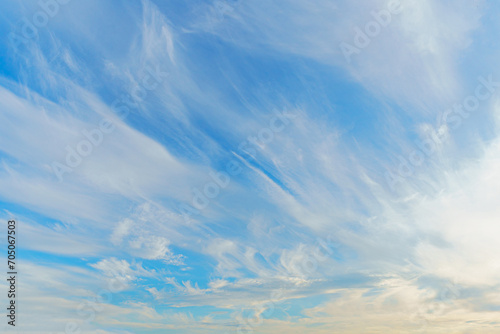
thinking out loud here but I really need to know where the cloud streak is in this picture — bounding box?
[0,0,499,333]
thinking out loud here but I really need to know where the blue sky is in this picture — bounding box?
[1,0,500,333]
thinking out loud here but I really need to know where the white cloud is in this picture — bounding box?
[90,257,154,291]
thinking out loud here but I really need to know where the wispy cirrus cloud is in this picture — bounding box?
[1,0,500,333]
